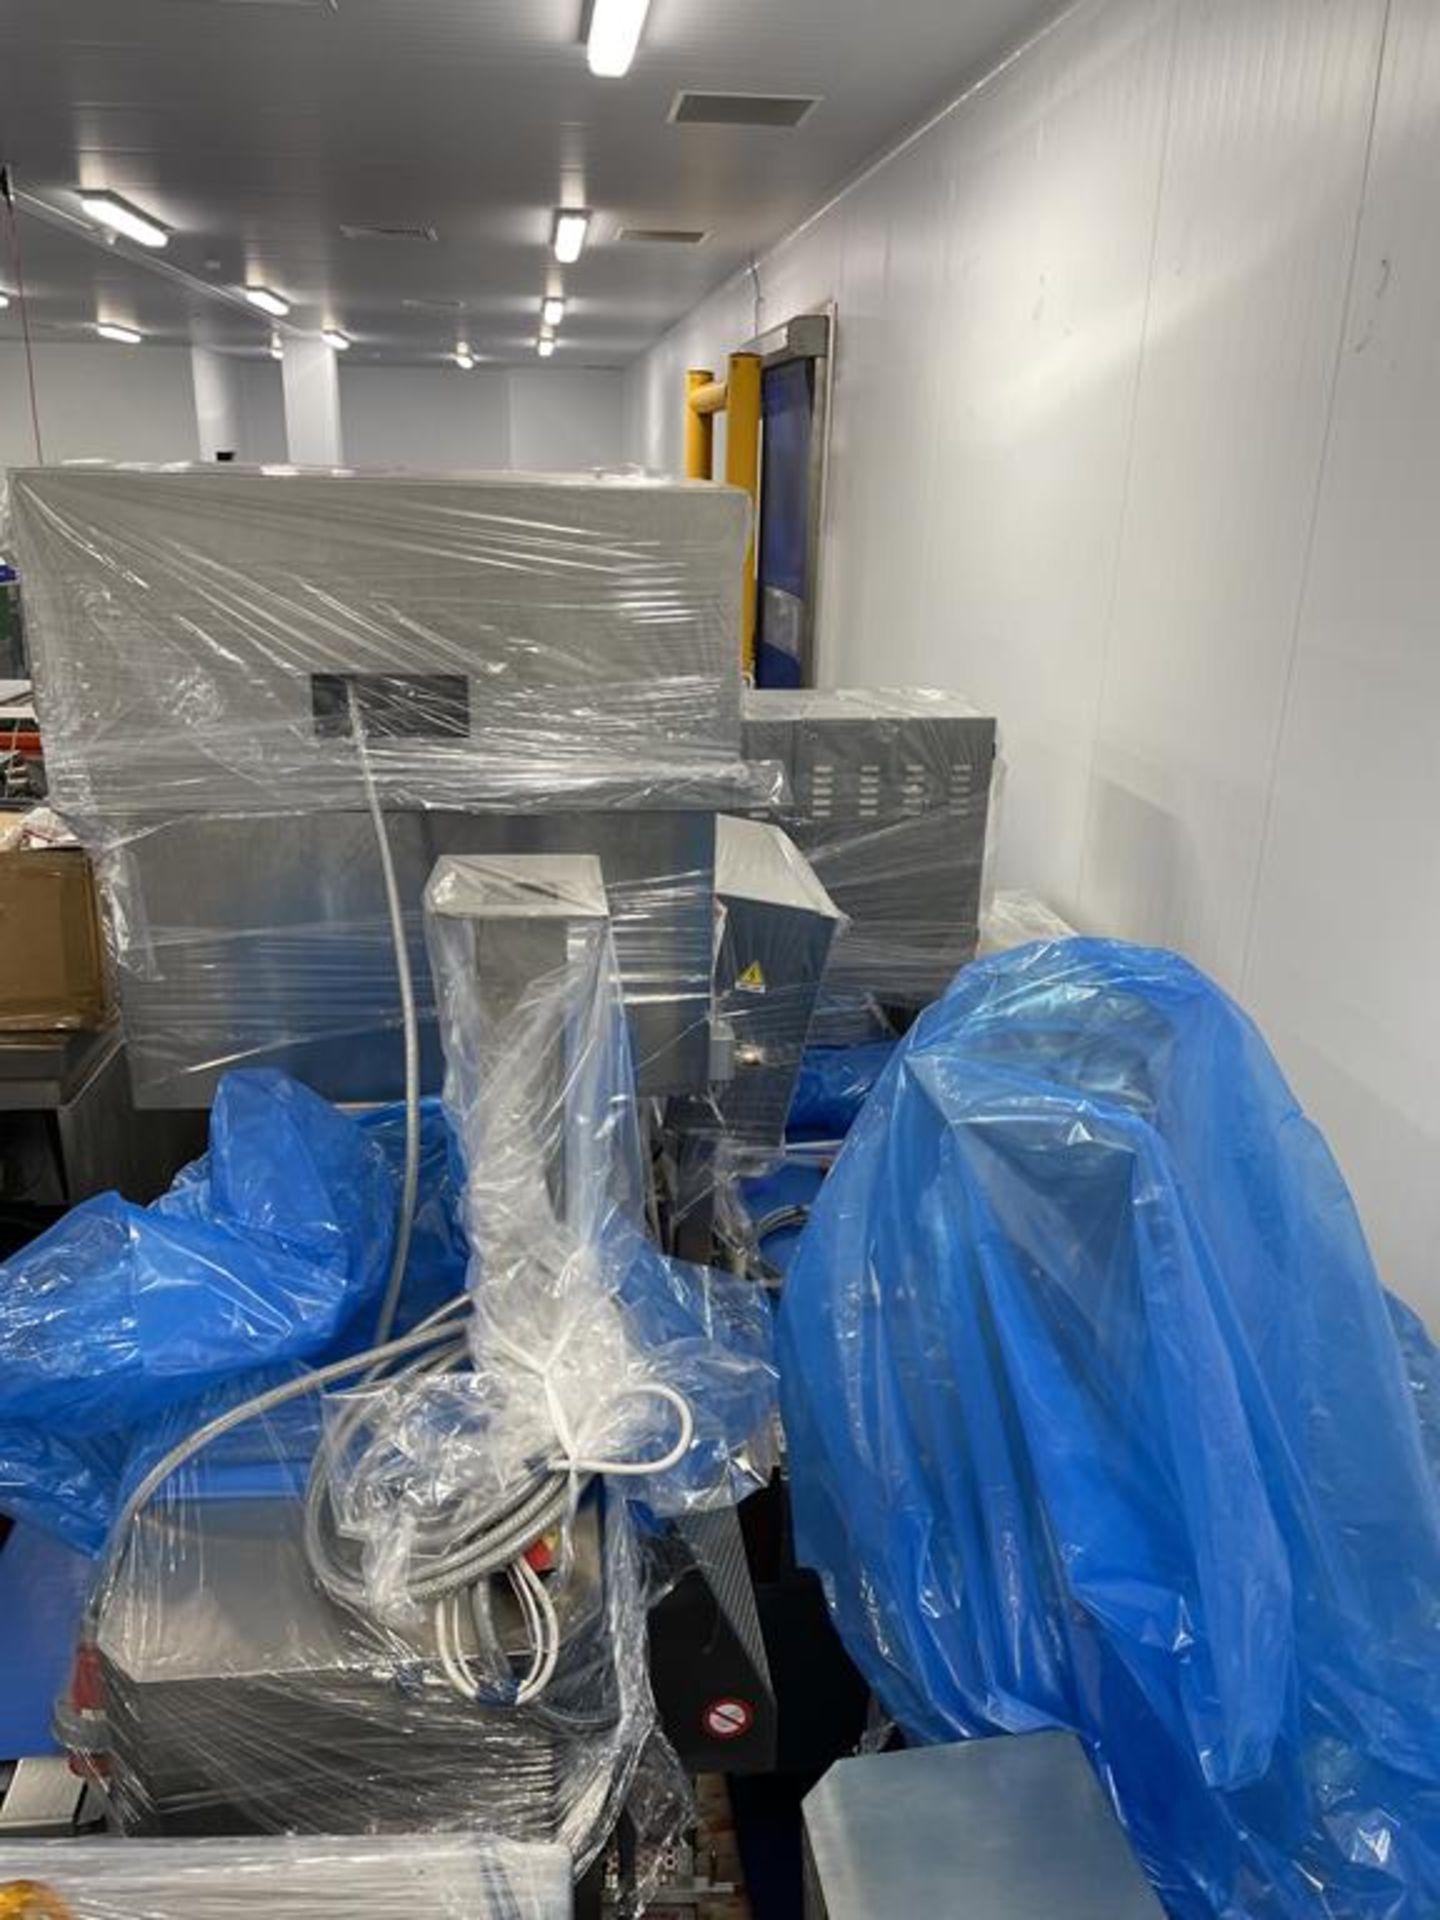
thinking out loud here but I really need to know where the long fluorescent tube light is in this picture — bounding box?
[96,323,143,344]
[321,328,351,350]
[244,286,291,317]
[537,337,556,359]
[541,296,566,328]
[551,210,590,265]
[587,0,651,77]
[79,191,170,249]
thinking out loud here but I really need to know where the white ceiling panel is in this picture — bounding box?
[0,0,1063,364]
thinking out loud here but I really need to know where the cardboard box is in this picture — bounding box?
[0,848,112,1031]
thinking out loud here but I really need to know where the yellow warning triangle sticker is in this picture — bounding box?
[736,961,767,993]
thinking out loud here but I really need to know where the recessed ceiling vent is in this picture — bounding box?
[341,223,439,243]
[670,92,819,128]
[617,227,709,245]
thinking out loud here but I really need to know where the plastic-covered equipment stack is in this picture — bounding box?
[73,853,775,1871]
[779,939,1440,1920]
[10,465,773,1105]
[0,1836,573,1920]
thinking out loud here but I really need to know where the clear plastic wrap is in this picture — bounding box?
[12,467,758,816]
[0,1834,573,1919]
[742,688,997,1006]
[69,850,775,1871]
[88,1415,668,1866]
[778,939,1440,1920]
[10,466,785,1107]
[86,809,730,1106]
[978,888,1076,954]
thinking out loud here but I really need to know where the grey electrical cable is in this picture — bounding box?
[348,680,421,1348]
[84,1305,474,1639]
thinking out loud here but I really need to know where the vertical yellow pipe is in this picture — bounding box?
[685,369,715,480]
[724,351,762,679]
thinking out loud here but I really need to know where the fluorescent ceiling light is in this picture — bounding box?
[96,322,143,344]
[454,347,476,370]
[537,337,556,359]
[244,286,290,317]
[0,293,9,310]
[587,0,651,77]
[270,334,285,360]
[321,328,351,351]
[541,296,566,329]
[79,191,170,249]
[551,210,590,265]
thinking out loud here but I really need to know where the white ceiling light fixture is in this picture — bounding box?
[0,293,9,310]
[96,322,143,344]
[551,209,590,265]
[270,334,285,360]
[79,190,170,249]
[454,345,476,370]
[587,0,651,77]
[244,286,291,317]
[321,328,351,351]
[537,337,556,359]
[541,296,566,329]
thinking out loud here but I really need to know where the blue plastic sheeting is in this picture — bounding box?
[0,1524,94,1757]
[787,1042,895,1139]
[0,1070,396,1551]
[779,940,1440,1920]
[611,1222,776,1512]
[0,1427,130,1555]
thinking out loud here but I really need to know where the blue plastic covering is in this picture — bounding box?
[787,1041,895,1138]
[779,940,1440,1920]
[0,1069,396,1551]
[0,1523,95,1755]
[609,1220,776,1512]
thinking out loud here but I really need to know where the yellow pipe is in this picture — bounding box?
[724,352,762,679]
[688,378,729,418]
[685,369,716,479]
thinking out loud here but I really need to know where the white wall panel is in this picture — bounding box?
[0,343,199,468]
[626,0,1440,1323]
[338,366,514,470]
[1243,0,1440,1318]
[836,2,1179,911]
[1078,0,1389,981]
[340,366,625,472]
[508,369,626,472]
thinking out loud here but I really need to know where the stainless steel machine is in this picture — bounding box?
[743,688,997,1007]
[12,467,756,1105]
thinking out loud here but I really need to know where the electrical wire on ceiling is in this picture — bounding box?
[748,254,764,336]
[0,167,45,464]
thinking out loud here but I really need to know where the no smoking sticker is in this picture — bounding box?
[702,1697,754,1741]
